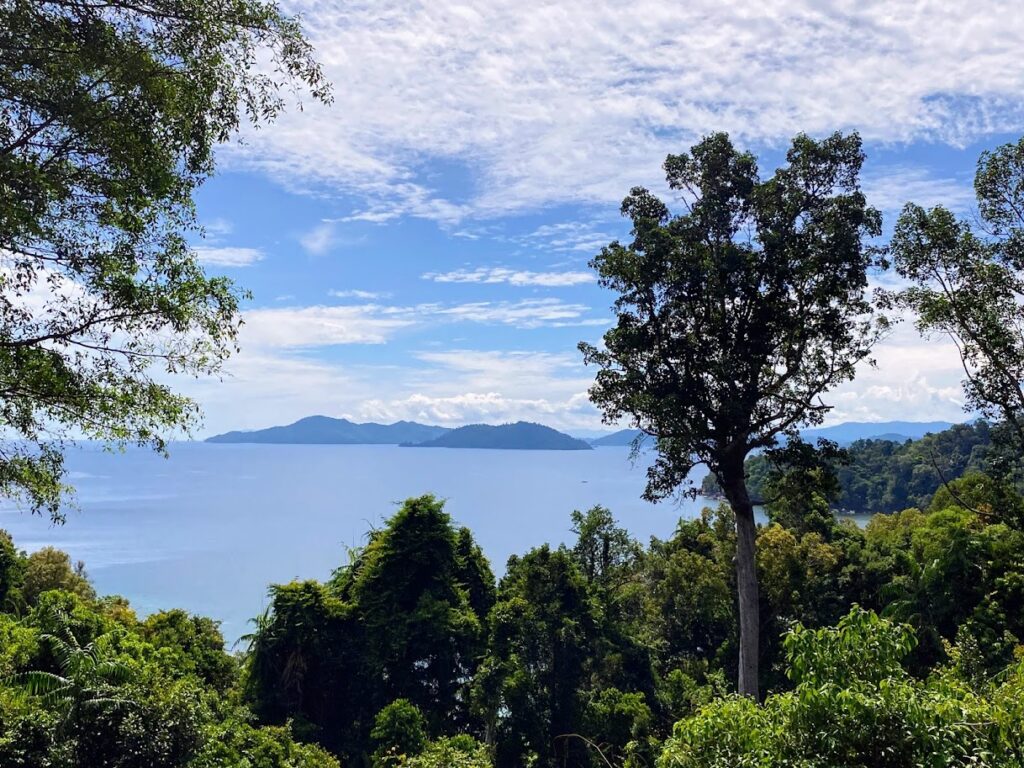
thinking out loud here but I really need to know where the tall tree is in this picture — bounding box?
[580,132,883,698]
[474,546,598,768]
[0,0,329,520]
[890,137,1024,456]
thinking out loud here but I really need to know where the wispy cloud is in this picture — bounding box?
[194,246,264,267]
[358,391,597,428]
[241,305,415,347]
[329,289,392,300]
[241,297,606,349]
[224,0,1024,224]
[516,221,620,254]
[423,267,594,287]
[425,298,604,328]
[203,217,234,238]
[863,166,977,216]
[299,222,337,255]
[356,349,598,427]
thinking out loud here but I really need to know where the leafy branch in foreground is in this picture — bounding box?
[0,0,330,520]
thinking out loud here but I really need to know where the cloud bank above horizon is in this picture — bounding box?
[177,0,1024,435]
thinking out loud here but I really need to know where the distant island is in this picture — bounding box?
[205,415,450,445]
[207,417,957,451]
[206,416,592,450]
[402,421,593,451]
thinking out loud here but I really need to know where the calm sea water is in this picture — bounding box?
[0,443,730,642]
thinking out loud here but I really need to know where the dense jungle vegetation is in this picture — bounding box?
[700,420,1011,514]
[2,480,1024,766]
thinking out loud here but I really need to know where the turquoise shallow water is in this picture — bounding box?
[1,442,727,642]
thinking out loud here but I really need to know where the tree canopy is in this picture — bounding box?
[891,138,1024,456]
[581,131,884,698]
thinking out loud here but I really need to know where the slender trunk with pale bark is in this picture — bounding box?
[720,461,760,700]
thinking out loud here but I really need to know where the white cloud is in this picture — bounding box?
[827,321,968,423]
[412,349,589,392]
[355,349,599,428]
[863,166,977,216]
[239,297,605,350]
[179,346,602,434]
[178,350,375,435]
[516,221,621,254]
[185,301,975,435]
[358,391,598,428]
[426,298,604,328]
[299,222,337,255]
[194,246,264,267]
[329,289,391,299]
[423,266,594,287]
[241,305,415,347]
[224,0,1024,223]
[203,218,234,238]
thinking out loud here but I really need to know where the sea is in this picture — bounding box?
[0,442,759,644]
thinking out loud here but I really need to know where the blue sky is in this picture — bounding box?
[177,1,1024,436]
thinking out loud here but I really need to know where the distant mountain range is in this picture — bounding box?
[801,420,954,445]
[585,421,956,447]
[205,416,450,445]
[206,417,592,450]
[588,429,648,447]
[402,422,592,451]
[207,417,956,450]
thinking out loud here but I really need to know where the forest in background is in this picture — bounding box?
[700,420,1013,514]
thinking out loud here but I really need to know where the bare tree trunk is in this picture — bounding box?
[720,462,760,700]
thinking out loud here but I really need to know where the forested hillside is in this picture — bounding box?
[702,421,999,513]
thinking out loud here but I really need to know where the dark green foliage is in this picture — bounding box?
[890,138,1024,456]
[475,545,599,768]
[141,610,237,693]
[580,130,883,501]
[0,530,25,612]
[242,580,353,747]
[582,687,658,768]
[454,527,497,625]
[759,439,847,537]
[0,0,328,520]
[642,510,736,673]
[341,495,489,729]
[570,505,642,586]
[0,564,339,768]
[658,609,1024,767]
[8,480,1024,767]
[704,420,1000,514]
[246,495,494,764]
[580,131,884,697]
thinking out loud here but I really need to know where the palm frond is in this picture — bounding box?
[5,670,69,696]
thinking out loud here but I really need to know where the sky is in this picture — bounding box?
[178,0,1024,437]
